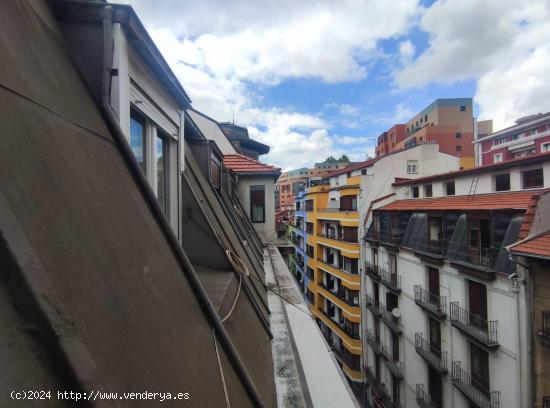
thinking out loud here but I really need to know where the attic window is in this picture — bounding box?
[250,185,265,223]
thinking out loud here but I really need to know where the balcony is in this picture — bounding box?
[365,262,381,281]
[380,269,401,294]
[317,233,358,244]
[451,361,500,408]
[365,230,400,248]
[539,310,550,347]
[318,207,358,213]
[333,347,361,373]
[318,258,358,275]
[383,350,403,379]
[446,243,498,271]
[449,302,499,348]
[381,307,402,335]
[414,285,446,319]
[317,308,360,341]
[414,333,448,374]
[365,293,382,317]
[365,366,401,408]
[416,384,437,408]
[318,282,359,309]
[365,329,384,355]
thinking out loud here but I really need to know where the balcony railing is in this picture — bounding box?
[365,230,400,247]
[539,310,550,346]
[415,384,436,408]
[446,243,498,269]
[543,396,550,408]
[414,285,446,319]
[365,293,382,317]
[318,258,358,275]
[383,350,403,379]
[365,262,381,281]
[365,329,384,355]
[318,282,359,308]
[317,233,358,244]
[318,308,360,340]
[381,306,402,335]
[318,207,358,213]
[380,269,401,294]
[451,361,500,408]
[333,347,361,372]
[414,333,448,373]
[450,302,499,348]
[407,239,445,257]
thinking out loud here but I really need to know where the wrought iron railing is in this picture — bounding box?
[450,302,498,347]
[451,361,500,408]
[318,282,359,308]
[414,285,446,317]
[414,333,448,373]
[383,349,403,378]
[381,306,402,334]
[365,262,381,280]
[380,269,401,292]
[415,384,433,408]
[446,243,498,268]
[365,293,382,316]
[365,230,400,246]
[365,329,383,355]
[318,258,358,275]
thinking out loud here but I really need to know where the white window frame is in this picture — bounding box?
[407,160,418,174]
[542,142,550,153]
[493,153,503,163]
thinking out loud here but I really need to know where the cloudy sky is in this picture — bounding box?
[118,0,550,171]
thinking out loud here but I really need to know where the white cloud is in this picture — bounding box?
[398,40,415,64]
[395,0,550,130]
[338,136,372,145]
[138,1,421,169]
[476,45,550,129]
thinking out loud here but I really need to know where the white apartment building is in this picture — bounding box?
[361,151,550,408]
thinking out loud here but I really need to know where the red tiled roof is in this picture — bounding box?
[510,231,550,258]
[325,158,378,178]
[223,154,281,175]
[379,190,540,211]
[392,151,550,186]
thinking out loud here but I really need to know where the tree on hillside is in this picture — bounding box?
[323,156,337,163]
[338,154,350,162]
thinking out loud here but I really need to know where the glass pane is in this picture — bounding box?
[156,134,166,213]
[130,115,145,171]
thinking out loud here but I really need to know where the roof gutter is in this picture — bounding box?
[99,7,264,407]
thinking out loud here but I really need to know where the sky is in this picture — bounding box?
[116,0,550,171]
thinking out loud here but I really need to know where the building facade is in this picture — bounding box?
[474,112,550,166]
[376,98,476,170]
[362,152,550,408]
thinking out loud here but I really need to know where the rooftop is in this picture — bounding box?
[325,158,378,178]
[509,231,550,260]
[224,154,281,175]
[392,151,550,186]
[378,190,541,212]
[474,111,550,143]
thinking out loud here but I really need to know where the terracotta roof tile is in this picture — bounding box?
[379,190,540,211]
[223,154,281,175]
[510,232,550,258]
[325,158,378,178]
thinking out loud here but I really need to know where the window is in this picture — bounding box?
[543,143,550,152]
[522,168,544,189]
[424,184,433,197]
[407,160,418,174]
[493,153,503,163]
[460,105,466,111]
[130,111,145,172]
[494,173,510,191]
[446,181,455,196]
[456,145,462,152]
[455,132,462,139]
[250,185,265,223]
[412,186,419,198]
[156,132,169,214]
[361,168,367,175]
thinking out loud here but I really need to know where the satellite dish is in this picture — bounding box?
[392,308,401,318]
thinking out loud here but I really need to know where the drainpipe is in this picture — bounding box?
[99,6,264,407]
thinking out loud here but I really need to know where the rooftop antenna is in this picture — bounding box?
[232,107,235,125]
